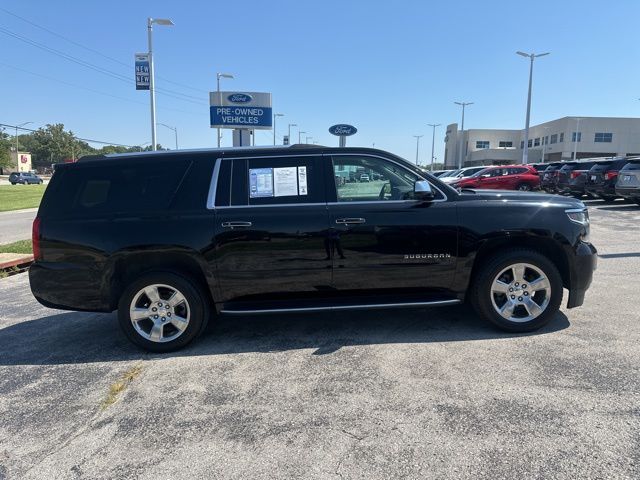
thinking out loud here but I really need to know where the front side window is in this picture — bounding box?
[594,132,613,143]
[476,140,490,149]
[332,155,438,202]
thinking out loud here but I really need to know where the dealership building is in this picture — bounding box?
[443,116,640,167]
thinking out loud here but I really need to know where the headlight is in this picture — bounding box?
[565,208,589,225]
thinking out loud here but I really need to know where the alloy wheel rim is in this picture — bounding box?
[490,263,551,322]
[129,284,190,343]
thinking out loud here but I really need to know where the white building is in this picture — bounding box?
[443,117,640,168]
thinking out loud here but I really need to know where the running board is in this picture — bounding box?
[220,299,461,315]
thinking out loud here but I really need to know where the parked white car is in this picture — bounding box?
[439,166,487,184]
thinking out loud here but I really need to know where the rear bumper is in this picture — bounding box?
[566,241,597,308]
[29,262,112,312]
[615,186,640,199]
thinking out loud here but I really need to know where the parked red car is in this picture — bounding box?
[452,165,541,191]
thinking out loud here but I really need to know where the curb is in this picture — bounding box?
[0,254,34,271]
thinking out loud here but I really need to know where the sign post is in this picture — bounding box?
[329,124,358,146]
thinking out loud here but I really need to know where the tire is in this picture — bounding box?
[470,249,563,332]
[601,195,617,203]
[118,271,211,352]
[516,183,532,191]
[10,182,15,185]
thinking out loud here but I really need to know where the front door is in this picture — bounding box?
[326,154,458,298]
[212,155,331,304]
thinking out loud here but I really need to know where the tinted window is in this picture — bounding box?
[47,159,190,216]
[621,161,640,171]
[508,167,528,175]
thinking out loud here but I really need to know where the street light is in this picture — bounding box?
[272,113,284,145]
[14,121,33,170]
[572,118,582,161]
[288,123,297,145]
[427,123,441,171]
[516,51,550,164]
[454,101,473,168]
[147,17,174,151]
[157,123,178,149]
[540,125,549,163]
[216,72,234,147]
[298,131,306,144]
[413,135,424,166]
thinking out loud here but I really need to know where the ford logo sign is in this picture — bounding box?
[329,124,357,136]
[227,93,253,103]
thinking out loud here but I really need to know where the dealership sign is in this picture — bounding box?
[210,91,272,129]
[329,124,357,136]
[134,53,150,90]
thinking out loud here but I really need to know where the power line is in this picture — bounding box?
[0,6,208,94]
[0,25,207,105]
[0,122,137,147]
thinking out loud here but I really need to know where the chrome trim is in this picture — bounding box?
[206,158,222,210]
[220,299,461,314]
[105,145,301,158]
[215,203,326,209]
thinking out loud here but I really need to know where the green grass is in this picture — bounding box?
[0,239,33,254]
[0,184,47,212]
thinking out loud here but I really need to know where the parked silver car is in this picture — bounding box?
[615,159,640,205]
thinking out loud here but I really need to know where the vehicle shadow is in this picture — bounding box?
[0,305,570,366]
[592,204,639,211]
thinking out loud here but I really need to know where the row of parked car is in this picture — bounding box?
[431,157,640,204]
[538,157,640,203]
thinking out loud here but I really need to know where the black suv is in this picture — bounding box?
[584,158,630,201]
[556,160,596,198]
[29,146,597,352]
[540,162,563,193]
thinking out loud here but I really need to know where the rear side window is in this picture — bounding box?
[621,161,640,171]
[45,159,190,216]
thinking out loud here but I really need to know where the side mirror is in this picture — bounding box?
[414,180,435,201]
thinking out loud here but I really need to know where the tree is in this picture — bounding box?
[0,130,13,171]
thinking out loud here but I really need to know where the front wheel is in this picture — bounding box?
[118,272,210,352]
[471,249,563,332]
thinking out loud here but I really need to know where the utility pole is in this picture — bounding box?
[147,18,174,151]
[427,123,441,171]
[454,102,473,168]
[413,135,424,166]
[516,51,550,164]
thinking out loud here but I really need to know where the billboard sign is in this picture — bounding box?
[329,124,357,136]
[210,91,272,129]
[135,53,150,90]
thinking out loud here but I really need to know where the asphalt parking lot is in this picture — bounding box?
[0,200,638,479]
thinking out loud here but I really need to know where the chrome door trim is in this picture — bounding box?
[220,299,461,314]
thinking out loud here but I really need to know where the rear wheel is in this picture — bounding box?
[471,249,563,332]
[118,272,210,352]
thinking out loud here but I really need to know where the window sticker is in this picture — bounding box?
[298,166,308,195]
[273,167,298,197]
[249,168,274,198]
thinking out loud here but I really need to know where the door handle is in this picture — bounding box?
[221,221,252,228]
[336,218,366,225]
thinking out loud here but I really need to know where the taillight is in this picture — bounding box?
[570,171,581,179]
[605,171,618,180]
[32,217,41,260]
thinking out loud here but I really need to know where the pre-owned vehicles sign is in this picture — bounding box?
[210,91,272,129]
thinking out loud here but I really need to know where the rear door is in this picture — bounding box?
[211,154,332,304]
[325,154,457,297]
[478,168,504,189]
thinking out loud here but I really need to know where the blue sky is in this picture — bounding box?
[2,0,640,164]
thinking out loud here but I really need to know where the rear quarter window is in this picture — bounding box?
[42,159,191,217]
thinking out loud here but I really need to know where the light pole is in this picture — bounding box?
[306,136,312,144]
[298,131,306,144]
[273,113,284,145]
[216,72,234,147]
[147,18,174,151]
[427,123,441,171]
[413,135,424,166]
[454,101,473,168]
[516,51,550,164]
[157,123,178,149]
[14,121,33,170]
[287,123,297,145]
[572,117,582,161]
